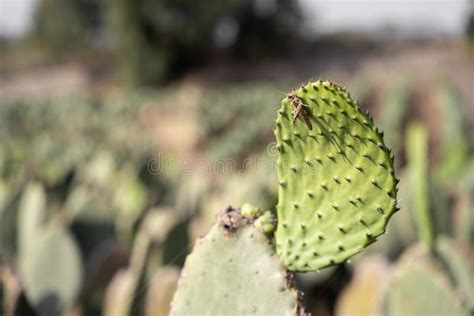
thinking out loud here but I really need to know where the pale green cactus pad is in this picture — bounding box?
[145,267,180,316]
[20,226,83,315]
[18,182,47,256]
[275,80,398,271]
[384,245,468,316]
[436,238,474,310]
[335,256,390,316]
[406,123,433,250]
[170,207,304,316]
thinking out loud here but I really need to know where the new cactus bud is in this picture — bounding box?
[241,203,262,219]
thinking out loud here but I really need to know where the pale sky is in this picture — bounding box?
[300,0,470,37]
[0,0,471,38]
[0,0,36,37]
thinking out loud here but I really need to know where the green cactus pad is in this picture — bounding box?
[436,238,474,310]
[104,270,135,316]
[275,80,398,271]
[336,256,390,316]
[145,267,180,316]
[18,182,47,256]
[20,226,83,315]
[104,209,179,316]
[170,207,304,316]
[406,123,433,251]
[384,245,468,316]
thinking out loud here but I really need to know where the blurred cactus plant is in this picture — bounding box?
[384,245,468,316]
[381,121,472,316]
[406,123,433,251]
[1,77,472,315]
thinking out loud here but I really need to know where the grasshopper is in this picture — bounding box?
[288,92,312,130]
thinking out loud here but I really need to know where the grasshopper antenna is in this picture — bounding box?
[276,89,288,96]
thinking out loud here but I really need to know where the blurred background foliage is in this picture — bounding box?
[0,0,473,315]
[30,0,300,85]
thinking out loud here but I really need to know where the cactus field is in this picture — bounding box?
[1,38,473,316]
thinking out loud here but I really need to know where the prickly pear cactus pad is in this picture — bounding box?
[20,226,83,315]
[275,80,398,271]
[170,207,304,316]
[384,245,468,316]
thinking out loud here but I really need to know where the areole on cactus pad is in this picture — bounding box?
[274,80,398,271]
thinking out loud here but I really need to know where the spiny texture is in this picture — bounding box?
[275,80,398,271]
[170,207,304,316]
[384,245,468,316]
